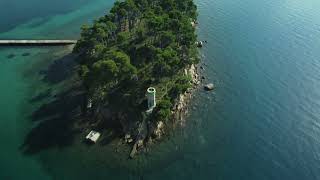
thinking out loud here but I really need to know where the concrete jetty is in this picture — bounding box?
[0,40,77,46]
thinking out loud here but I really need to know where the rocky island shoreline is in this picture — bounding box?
[128,64,201,158]
[69,0,204,158]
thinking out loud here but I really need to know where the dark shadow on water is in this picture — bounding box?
[22,52,127,155]
[42,53,78,84]
[23,92,124,154]
[97,118,123,146]
[22,85,86,154]
[83,139,96,146]
[31,86,83,121]
[22,52,86,155]
[99,133,119,145]
[29,88,52,103]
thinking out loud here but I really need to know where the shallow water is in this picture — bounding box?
[1,0,320,179]
[0,1,114,179]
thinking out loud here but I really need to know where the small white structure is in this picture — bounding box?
[87,99,92,109]
[146,87,156,113]
[86,130,101,143]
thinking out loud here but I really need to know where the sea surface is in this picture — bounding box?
[1,0,320,179]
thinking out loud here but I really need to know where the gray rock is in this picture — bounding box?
[204,83,214,91]
[196,41,203,48]
[137,139,144,148]
[130,144,138,159]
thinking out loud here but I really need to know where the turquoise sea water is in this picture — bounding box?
[1,0,320,179]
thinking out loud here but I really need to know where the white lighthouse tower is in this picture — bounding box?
[146,87,156,113]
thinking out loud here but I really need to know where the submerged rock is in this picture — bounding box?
[204,83,214,91]
[7,54,15,59]
[22,52,31,56]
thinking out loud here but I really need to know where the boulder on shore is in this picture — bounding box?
[125,134,133,143]
[204,83,214,91]
[130,143,138,159]
[196,41,203,48]
[154,121,164,139]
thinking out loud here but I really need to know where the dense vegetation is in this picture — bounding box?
[74,0,199,128]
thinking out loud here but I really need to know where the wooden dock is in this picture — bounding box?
[0,40,77,46]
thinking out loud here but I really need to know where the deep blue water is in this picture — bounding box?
[192,0,320,179]
[1,0,320,179]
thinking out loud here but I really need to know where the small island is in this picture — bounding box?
[74,0,200,158]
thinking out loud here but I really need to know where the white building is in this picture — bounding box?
[146,87,156,113]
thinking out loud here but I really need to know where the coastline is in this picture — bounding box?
[71,0,201,158]
[172,64,201,127]
[21,0,202,160]
[129,63,201,158]
[20,45,202,159]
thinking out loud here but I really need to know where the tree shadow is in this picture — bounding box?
[21,85,86,155]
[22,52,131,154]
[29,88,52,103]
[31,86,84,121]
[97,117,123,146]
[22,86,125,154]
[42,53,78,84]
[21,52,87,155]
